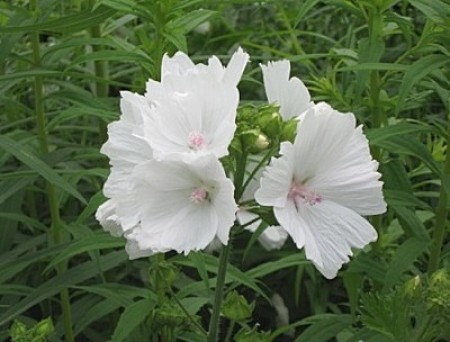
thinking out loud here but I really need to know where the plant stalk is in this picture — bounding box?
[428,111,450,275]
[30,1,74,341]
[207,241,232,342]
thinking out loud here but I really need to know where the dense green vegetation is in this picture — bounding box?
[1,0,449,341]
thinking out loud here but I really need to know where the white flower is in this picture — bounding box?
[260,60,313,120]
[96,91,154,235]
[255,104,386,279]
[122,154,237,256]
[143,48,249,162]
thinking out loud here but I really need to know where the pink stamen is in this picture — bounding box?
[288,182,322,206]
[188,132,205,150]
[190,187,208,204]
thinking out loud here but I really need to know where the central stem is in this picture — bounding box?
[428,111,450,275]
[207,240,232,342]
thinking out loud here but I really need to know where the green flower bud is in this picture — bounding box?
[428,269,450,310]
[403,275,421,299]
[221,290,253,321]
[235,326,271,342]
[258,110,281,138]
[149,259,179,294]
[256,134,270,150]
[281,118,298,143]
[10,321,27,341]
[34,317,54,338]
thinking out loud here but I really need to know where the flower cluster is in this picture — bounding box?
[97,48,387,279]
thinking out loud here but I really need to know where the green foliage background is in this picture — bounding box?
[0,0,449,341]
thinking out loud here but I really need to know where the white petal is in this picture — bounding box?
[222,47,249,86]
[255,143,294,208]
[274,201,306,249]
[261,60,312,120]
[144,78,238,162]
[95,199,124,237]
[298,200,377,279]
[161,51,196,78]
[121,155,237,255]
[294,104,387,215]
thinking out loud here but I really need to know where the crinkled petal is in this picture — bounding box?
[293,104,386,215]
[297,200,377,279]
[95,199,123,237]
[274,201,306,249]
[222,47,250,86]
[261,60,312,120]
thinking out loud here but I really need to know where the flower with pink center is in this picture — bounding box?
[255,103,386,279]
[190,187,208,203]
[188,132,206,151]
[120,154,237,256]
[143,48,249,163]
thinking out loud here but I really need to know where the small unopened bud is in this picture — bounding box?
[404,275,421,299]
[281,119,298,143]
[255,134,270,150]
[222,290,253,321]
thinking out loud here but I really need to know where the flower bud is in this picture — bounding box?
[221,290,253,321]
[34,317,54,338]
[149,259,179,295]
[281,118,298,143]
[403,275,421,299]
[235,325,270,342]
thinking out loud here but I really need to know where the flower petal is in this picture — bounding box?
[261,60,312,120]
[299,200,377,279]
[255,142,294,208]
[293,104,386,215]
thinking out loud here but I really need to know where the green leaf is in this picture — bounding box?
[0,6,116,33]
[0,135,86,204]
[171,9,216,33]
[294,314,353,342]
[188,252,211,297]
[384,238,429,288]
[0,251,127,325]
[44,232,125,272]
[246,253,308,279]
[396,54,450,113]
[111,298,155,342]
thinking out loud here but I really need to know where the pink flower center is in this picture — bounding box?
[188,132,205,150]
[190,187,208,204]
[288,182,322,206]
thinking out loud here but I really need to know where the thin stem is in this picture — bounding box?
[224,320,235,342]
[428,111,450,275]
[165,279,208,336]
[207,240,232,342]
[89,0,108,143]
[30,1,74,341]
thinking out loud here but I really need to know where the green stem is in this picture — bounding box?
[224,320,235,342]
[428,111,450,275]
[207,241,232,342]
[89,0,108,143]
[30,1,73,341]
[234,150,247,201]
